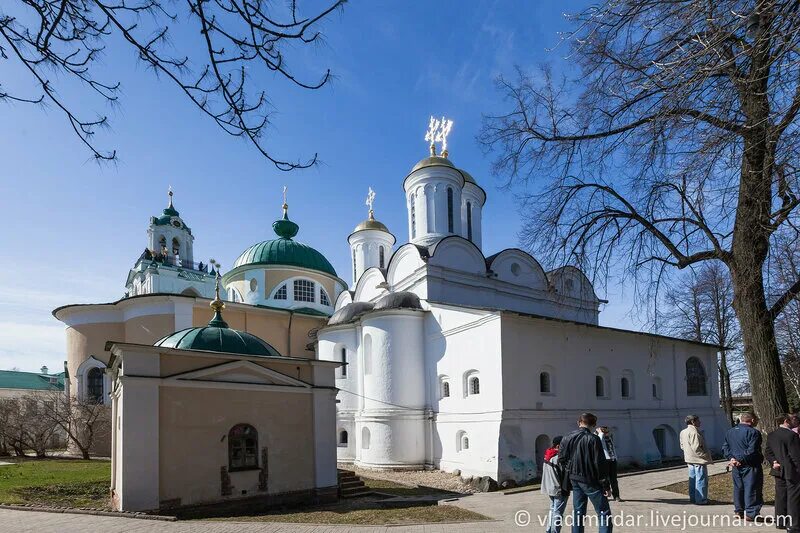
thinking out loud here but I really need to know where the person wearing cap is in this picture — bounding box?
[680,414,713,505]
[541,435,568,533]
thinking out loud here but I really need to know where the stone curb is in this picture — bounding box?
[0,503,177,521]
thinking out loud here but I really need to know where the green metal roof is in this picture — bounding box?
[154,301,282,357]
[0,370,65,391]
[154,327,281,357]
[232,213,337,276]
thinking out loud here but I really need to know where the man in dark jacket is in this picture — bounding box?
[722,412,764,522]
[765,413,800,531]
[559,412,612,533]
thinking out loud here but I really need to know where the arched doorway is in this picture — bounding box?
[652,425,680,460]
[535,434,551,476]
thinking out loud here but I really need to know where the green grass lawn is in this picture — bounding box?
[201,503,489,525]
[0,459,489,525]
[0,458,110,508]
[661,472,776,505]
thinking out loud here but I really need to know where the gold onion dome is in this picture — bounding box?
[354,210,390,233]
[410,155,455,174]
[459,168,478,185]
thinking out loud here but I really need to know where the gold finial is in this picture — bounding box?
[209,260,224,311]
[207,261,229,327]
[282,185,288,218]
[211,272,225,312]
[365,187,376,221]
[168,185,174,207]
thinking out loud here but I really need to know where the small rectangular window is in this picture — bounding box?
[341,348,347,377]
[320,289,331,306]
[293,279,315,302]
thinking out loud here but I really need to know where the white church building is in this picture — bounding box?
[317,128,727,485]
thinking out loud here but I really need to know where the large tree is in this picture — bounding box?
[0,0,344,168]
[480,0,800,428]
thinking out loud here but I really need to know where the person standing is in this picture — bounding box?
[765,414,800,532]
[559,413,612,533]
[722,412,764,522]
[596,426,621,501]
[679,414,713,505]
[541,435,568,533]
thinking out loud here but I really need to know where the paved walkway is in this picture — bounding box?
[0,463,776,532]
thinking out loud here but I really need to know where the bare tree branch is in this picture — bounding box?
[0,0,345,168]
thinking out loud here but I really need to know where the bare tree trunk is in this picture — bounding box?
[730,121,790,429]
[720,350,735,426]
[731,253,789,428]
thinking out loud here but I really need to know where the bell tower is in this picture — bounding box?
[125,187,216,298]
[147,187,195,265]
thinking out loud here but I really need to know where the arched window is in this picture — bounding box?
[339,430,348,446]
[447,187,454,233]
[293,279,316,302]
[228,424,258,471]
[652,377,663,399]
[320,288,331,306]
[540,372,551,394]
[466,202,473,241]
[456,430,469,452]
[464,370,480,396]
[686,357,708,396]
[159,236,167,251]
[340,347,348,378]
[363,334,372,375]
[172,237,180,256]
[469,376,480,395]
[595,375,606,398]
[249,278,258,293]
[87,367,104,404]
[273,284,286,300]
[379,246,386,269]
[621,377,630,398]
[410,194,417,239]
[361,427,371,450]
[440,376,450,399]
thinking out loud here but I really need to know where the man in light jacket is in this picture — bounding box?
[680,414,713,505]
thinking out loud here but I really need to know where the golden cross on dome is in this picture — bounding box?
[365,187,376,219]
[424,115,454,157]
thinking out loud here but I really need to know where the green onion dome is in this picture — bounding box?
[232,207,337,277]
[154,283,281,357]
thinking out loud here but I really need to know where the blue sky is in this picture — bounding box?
[0,0,638,372]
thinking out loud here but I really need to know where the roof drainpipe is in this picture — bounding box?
[287,310,294,357]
